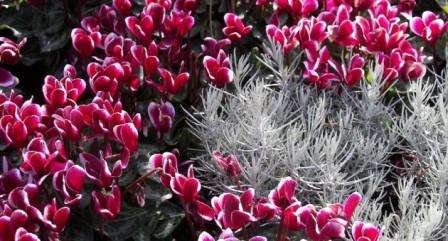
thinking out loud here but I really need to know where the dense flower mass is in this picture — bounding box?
[0,0,446,240]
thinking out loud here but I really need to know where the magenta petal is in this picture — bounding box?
[410,17,425,36]
[248,236,267,241]
[198,232,215,241]
[343,192,362,220]
[65,165,86,193]
[53,207,70,231]
[196,200,215,221]
[319,220,346,239]
[0,67,19,88]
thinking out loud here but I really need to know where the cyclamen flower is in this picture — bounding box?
[0,67,19,88]
[298,204,347,241]
[269,177,304,231]
[21,137,53,180]
[147,68,189,94]
[125,14,155,45]
[198,229,267,241]
[174,0,199,11]
[203,50,234,87]
[52,161,87,205]
[211,189,256,230]
[410,11,446,45]
[86,62,124,96]
[113,0,132,16]
[113,123,139,152]
[352,221,381,241]
[275,0,319,18]
[150,152,178,187]
[71,28,101,58]
[148,100,175,135]
[79,151,128,188]
[328,54,365,86]
[223,13,253,42]
[0,37,26,65]
[0,157,25,194]
[212,151,242,179]
[131,43,159,76]
[295,18,328,48]
[344,0,374,11]
[201,37,231,57]
[104,33,135,59]
[92,185,121,220]
[266,25,299,53]
[42,66,86,107]
[328,6,358,47]
[269,177,299,210]
[170,165,200,203]
[163,10,195,39]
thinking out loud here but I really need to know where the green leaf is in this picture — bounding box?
[104,205,156,241]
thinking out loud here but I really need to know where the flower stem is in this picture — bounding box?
[125,169,158,193]
[183,203,197,241]
[276,214,286,241]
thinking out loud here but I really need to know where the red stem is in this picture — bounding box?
[125,169,159,193]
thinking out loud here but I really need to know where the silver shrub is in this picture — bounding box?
[187,42,448,239]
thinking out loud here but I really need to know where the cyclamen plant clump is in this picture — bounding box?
[0,0,447,240]
[149,152,380,241]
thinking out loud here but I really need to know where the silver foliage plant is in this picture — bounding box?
[187,42,448,240]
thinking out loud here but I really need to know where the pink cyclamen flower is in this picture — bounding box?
[163,10,195,39]
[398,0,416,13]
[147,68,189,95]
[41,199,71,232]
[125,14,155,45]
[79,152,121,188]
[212,151,242,178]
[198,229,267,241]
[148,100,175,135]
[326,192,363,220]
[345,0,374,11]
[104,33,135,59]
[328,7,358,47]
[0,67,19,88]
[113,0,132,16]
[113,122,139,152]
[266,24,299,53]
[203,50,234,87]
[352,221,381,241]
[52,161,87,205]
[131,43,159,76]
[299,204,347,241]
[21,137,53,179]
[275,0,319,18]
[71,28,101,58]
[92,185,121,220]
[42,69,86,107]
[410,11,446,45]
[201,37,231,57]
[0,157,25,194]
[150,152,178,187]
[211,189,256,230]
[269,177,298,210]
[86,62,125,96]
[170,165,200,203]
[0,37,26,65]
[328,54,365,86]
[295,18,328,49]
[223,13,253,42]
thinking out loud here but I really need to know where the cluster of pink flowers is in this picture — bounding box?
[202,13,253,87]
[260,0,447,88]
[149,151,381,241]
[0,62,139,240]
